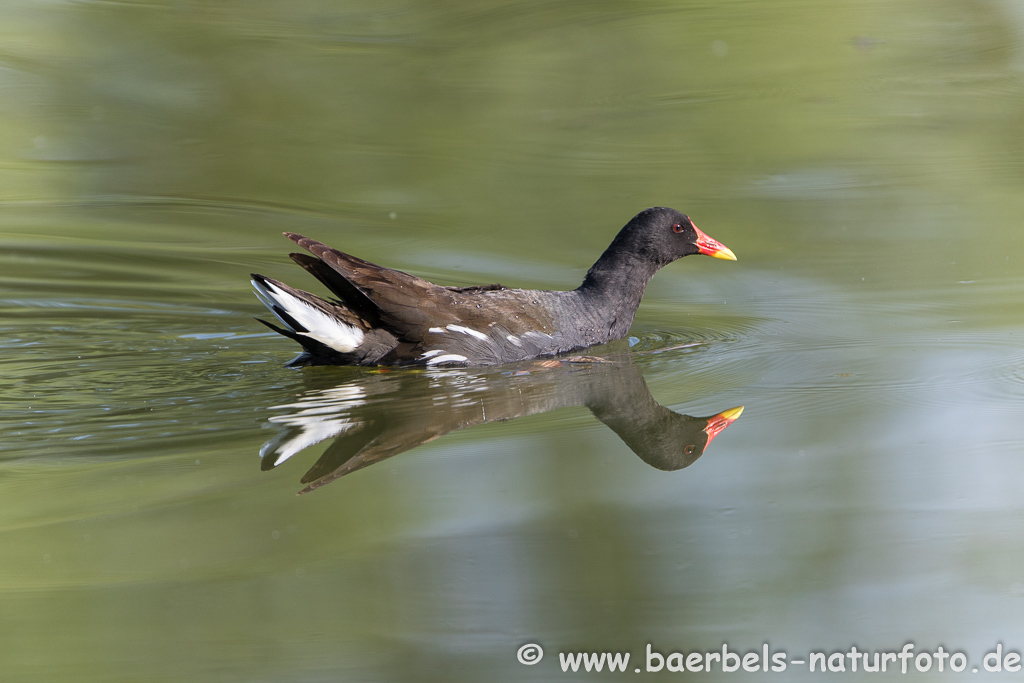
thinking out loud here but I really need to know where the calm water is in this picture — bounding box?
[2,1,1024,680]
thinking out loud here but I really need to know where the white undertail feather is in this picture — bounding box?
[252,278,365,353]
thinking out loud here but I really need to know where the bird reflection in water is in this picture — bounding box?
[259,355,743,494]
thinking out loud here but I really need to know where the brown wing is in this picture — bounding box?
[284,233,572,360]
[285,232,461,338]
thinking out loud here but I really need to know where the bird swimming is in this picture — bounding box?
[252,207,735,366]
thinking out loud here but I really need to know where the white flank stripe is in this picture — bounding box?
[506,335,522,347]
[425,353,468,365]
[428,327,445,334]
[252,278,364,353]
[419,349,444,359]
[446,324,488,340]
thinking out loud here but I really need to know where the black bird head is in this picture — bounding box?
[611,207,737,266]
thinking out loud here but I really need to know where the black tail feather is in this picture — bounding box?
[289,252,382,326]
[255,317,339,359]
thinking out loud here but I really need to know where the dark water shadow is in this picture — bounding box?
[259,354,743,494]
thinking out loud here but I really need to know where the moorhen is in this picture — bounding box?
[252,207,735,366]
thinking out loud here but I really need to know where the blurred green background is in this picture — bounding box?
[2,0,1024,681]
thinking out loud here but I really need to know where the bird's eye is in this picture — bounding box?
[672,223,685,233]
[684,444,696,455]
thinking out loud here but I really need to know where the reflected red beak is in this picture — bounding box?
[704,405,744,445]
[693,225,737,261]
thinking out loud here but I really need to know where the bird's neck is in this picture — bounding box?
[576,248,663,339]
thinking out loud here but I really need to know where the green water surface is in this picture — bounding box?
[2,1,1023,681]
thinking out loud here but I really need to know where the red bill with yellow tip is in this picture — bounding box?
[693,224,737,261]
[704,405,744,445]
